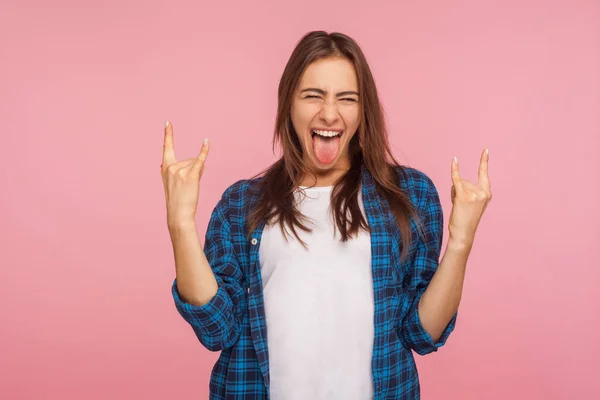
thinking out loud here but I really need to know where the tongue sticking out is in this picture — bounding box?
[312,134,340,165]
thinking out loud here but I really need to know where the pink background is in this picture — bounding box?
[1,0,598,399]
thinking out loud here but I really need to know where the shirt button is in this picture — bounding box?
[247,287,250,294]
[251,238,258,245]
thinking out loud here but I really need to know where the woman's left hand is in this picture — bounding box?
[447,148,493,249]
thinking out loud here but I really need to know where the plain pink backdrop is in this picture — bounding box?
[1,0,598,399]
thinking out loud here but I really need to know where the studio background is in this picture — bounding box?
[1,0,598,399]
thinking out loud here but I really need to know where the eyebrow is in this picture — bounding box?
[300,88,360,97]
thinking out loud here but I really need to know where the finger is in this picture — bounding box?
[478,148,491,190]
[461,180,489,202]
[171,158,196,172]
[162,121,176,167]
[462,179,479,192]
[451,156,463,191]
[192,138,210,173]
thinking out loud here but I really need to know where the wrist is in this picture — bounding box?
[447,235,473,253]
[167,217,197,232]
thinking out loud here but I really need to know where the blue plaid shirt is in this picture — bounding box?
[172,164,457,399]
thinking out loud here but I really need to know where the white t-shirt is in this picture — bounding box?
[259,185,374,400]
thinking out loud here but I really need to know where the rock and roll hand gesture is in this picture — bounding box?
[448,148,493,249]
[160,121,210,228]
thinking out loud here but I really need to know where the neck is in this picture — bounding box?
[299,164,350,187]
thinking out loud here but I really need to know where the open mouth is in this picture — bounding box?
[310,129,344,165]
[311,129,344,139]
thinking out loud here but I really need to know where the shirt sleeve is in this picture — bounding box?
[171,189,246,352]
[398,177,458,355]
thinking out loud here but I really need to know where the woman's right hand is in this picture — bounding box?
[160,121,210,229]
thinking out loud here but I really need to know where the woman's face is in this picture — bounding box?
[291,57,361,177]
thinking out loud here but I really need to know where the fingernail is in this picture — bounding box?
[485,148,489,156]
[453,156,458,165]
[165,120,169,128]
[204,138,209,145]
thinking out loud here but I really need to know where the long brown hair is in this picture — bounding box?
[247,31,424,262]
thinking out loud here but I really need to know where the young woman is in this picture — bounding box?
[161,31,492,400]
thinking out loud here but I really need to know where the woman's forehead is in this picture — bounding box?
[298,58,358,90]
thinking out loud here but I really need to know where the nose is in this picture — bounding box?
[318,100,340,124]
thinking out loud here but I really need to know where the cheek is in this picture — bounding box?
[340,108,361,129]
[290,106,313,130]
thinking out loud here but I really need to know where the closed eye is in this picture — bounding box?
[303,96,357,102]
